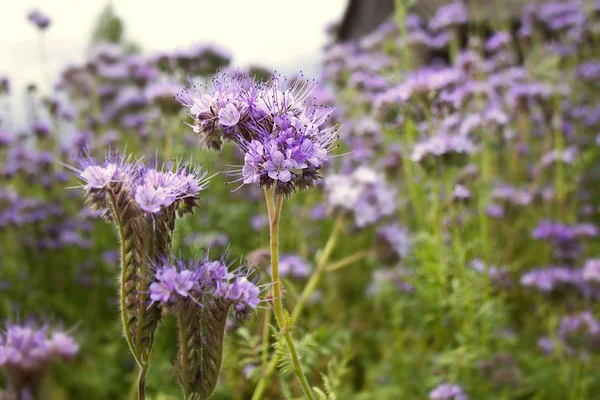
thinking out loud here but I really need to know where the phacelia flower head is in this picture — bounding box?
[178,72,338,196]
[69,151,209,220]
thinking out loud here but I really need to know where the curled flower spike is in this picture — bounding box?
[178,72,338,196]
[68,151,210,397]
[152,254,261,399]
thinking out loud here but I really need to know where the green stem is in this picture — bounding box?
[264,188,315,400]
[325,248,373,273]
[252,214,345,400]
[292,216,343,322]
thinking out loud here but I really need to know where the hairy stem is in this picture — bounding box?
[264,188,314,400]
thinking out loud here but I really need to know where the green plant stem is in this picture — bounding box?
[252,214,346,400]
[292,216,343,322]
[264,188,315,400]
[325,248,373,272]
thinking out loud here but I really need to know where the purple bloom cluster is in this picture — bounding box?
[71,151,209,217]
[0,323,77,396]
[532,220,597,261]
[178,72,337,196]
[149,255,261,319]
[324,166,396,228]
[429,383,468,400]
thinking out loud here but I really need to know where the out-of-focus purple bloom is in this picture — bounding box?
[452,184,471,201]
[558,312,600,340]
[325,166,396,228]
[0,322,77,395]
[250,214,269,231]
[429,383,468,400]
[377,223,412,261]
[532,220,597,261]
[145,81,183,114]
[520,266,583,292]
[537,337,555,354]
[492,185,532,207]
[27,9,51,30]
[47,332,79,361]
[540,146,578,168]
[486,32,512,53]
[577,61,600,81]
[583,259,600,282]
[410,133,476,166]
[376,67,461,107]
[276,255,311,279]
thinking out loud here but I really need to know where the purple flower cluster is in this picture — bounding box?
[0,323,77,396]
[149,255,261,319]
[532,220,597,261]
[71,151,209,217]
[429,383,468,400]
[324,166,396,228]
[178,72,337,195]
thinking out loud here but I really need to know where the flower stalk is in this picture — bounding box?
[264,188,315,400]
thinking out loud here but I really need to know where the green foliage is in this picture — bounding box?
[90,3,123,44]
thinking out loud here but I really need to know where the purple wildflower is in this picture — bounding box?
[149,261,199,307]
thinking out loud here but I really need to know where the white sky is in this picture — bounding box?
[0,0,347,93]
